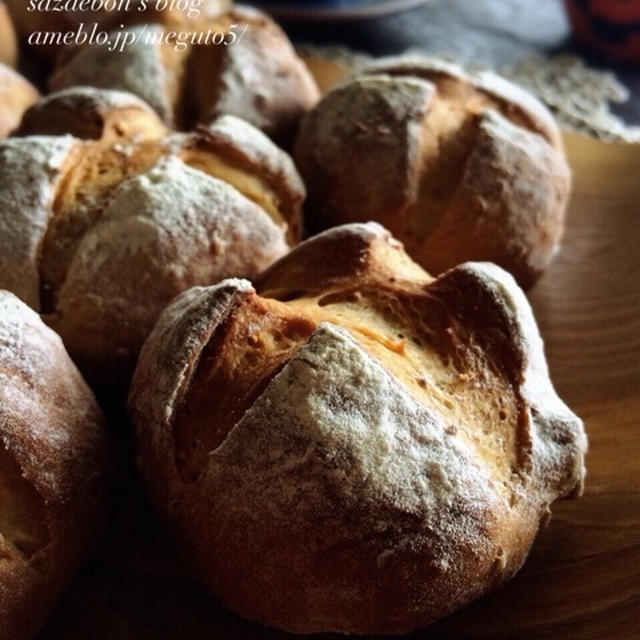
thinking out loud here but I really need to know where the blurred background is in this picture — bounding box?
[254,0,640,133]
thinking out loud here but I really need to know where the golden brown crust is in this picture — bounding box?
[49,8,320,145]
[0,2,17,67]
[0,118,302,385]
[0,290,109,640]
[15,86,167,142]
[0,64,39,139]
[295,56,571,288]
[190,116,306,242]
[129,223,586,635]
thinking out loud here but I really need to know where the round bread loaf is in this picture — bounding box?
[0,2,17,67]
[0,290,109,640]
[0,64,39,138]
[128,222,587,635]
[50,7,320,146]
[16,86,167,142]
[295,56,571,288]
[0,114,303,385]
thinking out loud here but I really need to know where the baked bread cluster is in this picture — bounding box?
[129,223,587,635]
[295,56,571,287]
[0,10,585,635]
[0,291,109,640]
[48,6,320,145]
[0,96,304,383]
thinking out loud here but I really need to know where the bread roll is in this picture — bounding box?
[128,222,587,635]
[0,1,17,67]
[0,64,39,138]
[0,115,303,385]
[16,86,167,142]
[50,7,320,145]
[0,290,109,640]
[295,56,571,288]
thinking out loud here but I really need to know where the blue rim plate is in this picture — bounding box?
[250,0,431,21]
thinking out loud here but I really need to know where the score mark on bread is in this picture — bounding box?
[295,55,571,288]
[0,106,304,384]
[129,222,587,635]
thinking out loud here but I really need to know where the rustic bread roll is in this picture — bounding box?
[0,290,109,640]
[0,2,17,67]
[0,115,303,385]
[0,64,39,138]
[295,56,571,288]
[50,7,320,145]
[15,86,168,142]
[129,222,587,635]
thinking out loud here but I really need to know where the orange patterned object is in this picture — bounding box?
[565,0,640,63]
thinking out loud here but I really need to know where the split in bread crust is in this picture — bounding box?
[295,55,571,288]
[129,222,587,635]
[0,110,304,383]
[0,290,109,640]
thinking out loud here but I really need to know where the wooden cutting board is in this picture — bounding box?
[39,63,640,640]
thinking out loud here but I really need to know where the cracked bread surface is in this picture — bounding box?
[129,223,586,635]
[0,291,108,640]
[0,115,303,384]
[295,56,571,288]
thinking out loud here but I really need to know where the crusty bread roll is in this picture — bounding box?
[15,86,167,142]
[0,64,39,138]
[0,114,303,384]
[0,1,17,67]
[295,56,571,288]
[0,290,109,640]
[50,7,320,145]
[128,222,587,635]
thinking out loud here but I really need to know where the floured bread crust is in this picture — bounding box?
[0,64,39,139]
[50,7,320,145]
[0,116,303,384]
[16,86,168,142]
[0,291,108,640]
[129,223,586,635]
[295,55,571,288]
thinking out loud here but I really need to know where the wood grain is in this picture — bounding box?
[38,92,640,639]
